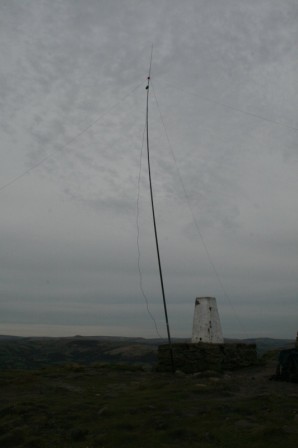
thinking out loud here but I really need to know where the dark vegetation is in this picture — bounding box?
[0,336,159,370]
[0,336,296,447]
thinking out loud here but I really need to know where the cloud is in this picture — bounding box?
[0,0,297,339]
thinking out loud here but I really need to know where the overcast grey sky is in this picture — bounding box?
[0,0,297,339]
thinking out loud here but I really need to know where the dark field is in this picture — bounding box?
[0,360,297,448]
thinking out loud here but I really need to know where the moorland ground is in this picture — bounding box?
[0,358,297,448]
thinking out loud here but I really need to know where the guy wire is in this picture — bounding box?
[151,82,249,337]
[0,81,144,195]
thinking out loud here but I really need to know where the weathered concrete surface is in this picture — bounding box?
[192,297,224,344]
[157,342,257,373]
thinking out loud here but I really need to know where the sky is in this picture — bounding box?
[0,0,297,339]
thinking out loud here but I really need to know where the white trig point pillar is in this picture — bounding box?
[192,297,224,343]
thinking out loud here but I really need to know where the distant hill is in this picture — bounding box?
[0,336,158,370]
[225,337,294,355]
[0,335,294,370]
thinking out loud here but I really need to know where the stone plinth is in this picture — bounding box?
[157,342,257,373]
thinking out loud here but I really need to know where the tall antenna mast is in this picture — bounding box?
[145,47,175,373]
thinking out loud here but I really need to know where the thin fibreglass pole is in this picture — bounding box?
[145,49,175,373]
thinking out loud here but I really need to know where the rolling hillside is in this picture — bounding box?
[0,335,294,370]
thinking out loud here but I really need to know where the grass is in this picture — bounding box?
[0,363,297,447]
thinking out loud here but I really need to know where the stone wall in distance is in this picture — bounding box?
[157,342,257,373]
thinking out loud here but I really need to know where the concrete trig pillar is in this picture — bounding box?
[192,297,224,343]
